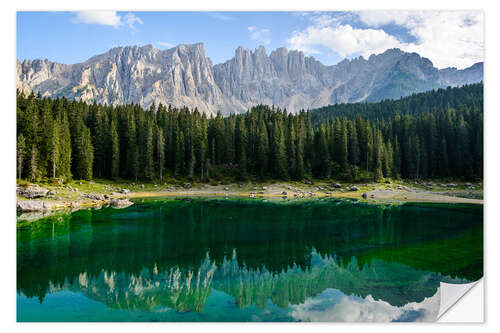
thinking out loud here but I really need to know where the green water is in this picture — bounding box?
[17,197,483,322]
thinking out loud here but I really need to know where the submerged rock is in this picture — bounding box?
[111,198,134,208]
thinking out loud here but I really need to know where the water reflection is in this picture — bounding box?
[17,198,482,321]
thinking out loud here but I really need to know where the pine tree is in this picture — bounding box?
[29,145,38,181]
[17,135,26,179]
[235,117,248,178]
[48,120,60,178]
[156,126,165,182]
[144,121,154,179]
[127,115,139,181]
[57,111,72,180]
[374,131,384,181]
[175,131,185,176]
[110,118,120,179]
[256,120,269,177]
[73,121,94,180]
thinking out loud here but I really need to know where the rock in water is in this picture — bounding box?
[110,199,134,209]
[17,200,52,212]
[362,193,367,199]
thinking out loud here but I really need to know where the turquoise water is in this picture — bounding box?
[17,197,483,322]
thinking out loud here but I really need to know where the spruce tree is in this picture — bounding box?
[110,118,120,179]
[17,135,26,179]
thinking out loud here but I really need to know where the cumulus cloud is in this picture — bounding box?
[74,11,143,30]
[289,288,440,322]
[288,24,402,58]
[357,11,483,69]
[248,26,271,45]
[287,11,483,69]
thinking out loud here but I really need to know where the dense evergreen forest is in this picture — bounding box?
[16,83,483,183]
[311,83,483,123]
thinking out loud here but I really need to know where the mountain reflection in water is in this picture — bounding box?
[17,198,483,322]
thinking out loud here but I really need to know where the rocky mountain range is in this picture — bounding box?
[17,43,483,115]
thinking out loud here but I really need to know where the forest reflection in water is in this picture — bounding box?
[17,198,483,322]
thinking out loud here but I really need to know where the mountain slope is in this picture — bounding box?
[17,44,483,115]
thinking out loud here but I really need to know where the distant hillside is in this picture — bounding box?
[310,83,483,125]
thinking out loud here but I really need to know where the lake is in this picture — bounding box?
[16,197,483,322]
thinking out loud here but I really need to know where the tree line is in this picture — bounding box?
[16,85,483,183]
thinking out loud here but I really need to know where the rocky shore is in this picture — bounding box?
[16,180,483,219]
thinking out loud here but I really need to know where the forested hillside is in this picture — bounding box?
[311,83,483,123]
[16,86,483,183]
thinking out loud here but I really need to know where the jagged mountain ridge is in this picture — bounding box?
[17,43,483,115]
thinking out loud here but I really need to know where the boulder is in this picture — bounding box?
[183,183,192,189]
[362,193,367,199]
[121,189,130,194]
[281,191,288,195]
[333,183,342,188]
[84,193,105,201]
[17,200,52,212]
[110,198,134,209]
[47,190,56,196]
[224,187,229,191]
[141,184,145,189]
[16,186,49,199]
[70,201,81,208]
[351,186,359,191]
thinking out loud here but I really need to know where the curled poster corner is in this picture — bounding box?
[437,279,483,322]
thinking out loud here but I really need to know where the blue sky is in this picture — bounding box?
[17,11,483,69]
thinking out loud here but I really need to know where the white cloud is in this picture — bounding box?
[74,11,143,31]
[287,11,483,69]
[123,13,143,31]
[208,12,235,21]
[288,23,402,58]
[248,26,271,45]
[357,11,483,69]
[289,288,440,322]
[157,41,174,48]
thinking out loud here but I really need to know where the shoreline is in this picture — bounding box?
[16,180,483,221]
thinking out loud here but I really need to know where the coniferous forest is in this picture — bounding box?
[16,83,483,183]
